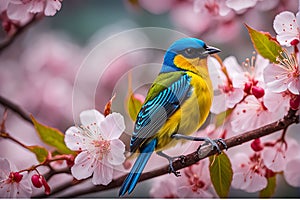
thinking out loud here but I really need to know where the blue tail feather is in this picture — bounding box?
[119,139,157,196]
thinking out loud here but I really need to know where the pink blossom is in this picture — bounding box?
[177,159,217,198]
[6,0,62,22]
[208,56,244,114]
[64,109,126,185]
[231,153,267,193]
[262,137,300,173]
[284,158,300,187]
[231,95,277,133]
[264,50,300,95]
[0,158,32,198]
[273,11,300,46]
[193,0,232,17]
[150,174,178,198]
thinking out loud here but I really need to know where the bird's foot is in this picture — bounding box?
[167,155,186,177]
[157,151,185,177]
[198,138,227,155]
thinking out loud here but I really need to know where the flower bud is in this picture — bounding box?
[244,82,252,94]
[9,172,23,183]
[251,86,265,99]
[31,174,43,188]
[290,39,299,46]
[251,138,263,152]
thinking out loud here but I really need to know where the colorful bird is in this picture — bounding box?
[119,38,226,196]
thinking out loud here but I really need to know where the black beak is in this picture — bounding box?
[204,46,221,55]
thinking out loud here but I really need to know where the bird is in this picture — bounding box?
[119,37,227,196]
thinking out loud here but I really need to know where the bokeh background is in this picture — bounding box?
[0,0,299,197]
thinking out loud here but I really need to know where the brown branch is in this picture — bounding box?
[39,109,298,198]
[0,95,33,125]
[0,14,40,54]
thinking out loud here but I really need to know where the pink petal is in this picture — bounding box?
[71,151,96,180]
[245,172,267,193]
[99,112,125,140]
[226,88,244,108]
[80,109,104,127]
[0,158,10,179]
[107,139,125,165]
[226,0,257,12]
[264,64,290,93]
[0,0,9,13]
[211,93,226,114]
[273,11,299,46]
[15,174,32,198]
[263,89,288,113]
[284,158,300,187]
[0,182,14,198]
[6,2,32,21]
[207,56,227,90]
[64,126,88,151]
[92,162,113,185]
[262,147,286,172]
[27,0,44,13]
[44,0,62,16]
[288,79,300,94]
[254,54,270,82]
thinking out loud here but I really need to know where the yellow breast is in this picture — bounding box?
[155,71,213,151]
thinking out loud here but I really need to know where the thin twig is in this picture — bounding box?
[0,95,33,125]
[38,109,299,198]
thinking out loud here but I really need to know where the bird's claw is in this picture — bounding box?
[167,155,185,177]
[198,138,227,154]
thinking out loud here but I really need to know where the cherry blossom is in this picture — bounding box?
[149,174,178,198]
[264,50,300,95]
[0,158,32,198]
[231,153,267,193]
[262,137,300,172]
[177,159,217,198]
[208,56,244,114]
[230,95,283,133]
[273,11,300,47]
[64,109,126,185]
[5,0,62,22]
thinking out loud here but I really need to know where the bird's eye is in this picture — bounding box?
[185,48,194,55]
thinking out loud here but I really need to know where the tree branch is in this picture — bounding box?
[44,109,299,198]
[0,95,33,125]
[0,14,40,54]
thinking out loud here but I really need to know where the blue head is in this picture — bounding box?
[161,38,220,73]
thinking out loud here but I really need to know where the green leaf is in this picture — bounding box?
[127,93,143,121]
[28,145,48,163]
[209,152,233,197]
[246,24,283,63]
[126,73,144,121]
[260,175,276,198]
[31,116,74,155]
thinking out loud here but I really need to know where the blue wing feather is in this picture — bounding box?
[130,73,192,153]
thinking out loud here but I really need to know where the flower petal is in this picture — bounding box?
[16,174,32,198]
[99,113,125,140]
[264,64,290,93]
[107,139,125,165]
[226,0,257,12]
[273,11,299,46]
[262,147,286,172]
[245,172,267,193]
[92,161,113,185]
[0,158,10,180]
[71,151,96,180]
[284,158,300,187]
[44,0,62,16]
[64,126,89,151]
[80,109,104,128]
